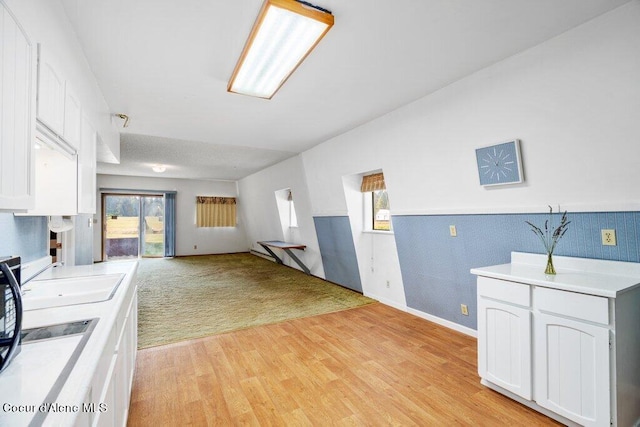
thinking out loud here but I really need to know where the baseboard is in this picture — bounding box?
[361,292,477,338]
[406,307,477,338]
[363,292,407,311]
[173,251,250,258]
[250,249,275,262]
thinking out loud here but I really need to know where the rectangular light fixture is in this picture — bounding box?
[227,0,334,99]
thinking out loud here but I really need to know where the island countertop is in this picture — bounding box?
[470,252,640,298]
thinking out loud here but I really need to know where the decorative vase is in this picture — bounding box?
[545,253,556,275]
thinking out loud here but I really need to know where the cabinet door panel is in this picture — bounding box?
[478,297,532,399]
[534,313,610,426]
[63,85,82,149]
[95,354,117,427]
[0,3,35,210]
[37,46,65,135]
[78,114,96,213]
[30,145,78,215]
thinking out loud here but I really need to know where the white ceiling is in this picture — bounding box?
[61,0,629,181]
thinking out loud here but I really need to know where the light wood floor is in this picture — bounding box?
[128,303,559,426]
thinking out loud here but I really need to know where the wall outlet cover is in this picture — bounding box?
[601,229,616,246]
[461,304,469,316]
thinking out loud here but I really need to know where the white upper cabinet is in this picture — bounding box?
[0,1,36,211]
[63,84,82,149]
[19,42,99,216]
[22,143,78,216]
[78,113,96,214]
[36,43,82,154]
[36,44,65,136]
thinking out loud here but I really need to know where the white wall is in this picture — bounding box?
[342,173,406,308]
[303,1,640,216]
[95,174,247,260]
[239,2,640,309]
[5,0,120,162]
[238,156,325,277]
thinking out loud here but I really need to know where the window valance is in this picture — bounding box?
[196,196,237,205]
[360,173,386,192]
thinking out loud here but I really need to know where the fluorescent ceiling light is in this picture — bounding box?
[228,0,334,99]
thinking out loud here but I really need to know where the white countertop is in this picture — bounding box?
[470,252,640,298]
[0,260,138,426]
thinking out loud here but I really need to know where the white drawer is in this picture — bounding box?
[477,276,530,307]
[535,287,609,325]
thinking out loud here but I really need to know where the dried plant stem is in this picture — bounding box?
[526,206,570,275]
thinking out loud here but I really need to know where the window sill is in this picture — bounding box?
[362,230,394,235]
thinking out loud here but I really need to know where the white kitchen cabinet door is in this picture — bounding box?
[90,286,137,427]
[25,143,78,216]
[0,2,35,210]
[63,84,82,149]
[477,297,532,400]
[37,45,65,136]
[114,312,133,426]
[95,354,117,427]
[534,312,610,426]
[78,113,96,214]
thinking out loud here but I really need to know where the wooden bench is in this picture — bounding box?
[257,241,310,275]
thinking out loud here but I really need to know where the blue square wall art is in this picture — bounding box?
[475,139,524,186]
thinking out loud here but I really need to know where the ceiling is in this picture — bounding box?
[61,0,630,181]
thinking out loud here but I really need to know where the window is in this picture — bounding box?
[372,190,390,231]
[289,192,298,228]
[275,188,298,234]
[361,172,391,231]
[196,196,237,227]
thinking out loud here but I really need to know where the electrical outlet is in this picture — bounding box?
[386,280,390,288]
[194,245,198,250]
[601,229,616,246]
[449,225,457,237]
[461,304,469,316]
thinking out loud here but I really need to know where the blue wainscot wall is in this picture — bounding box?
[393,211,640,330]
[0,213,48,263]
[313,216,362,292]
[312,210,640,332]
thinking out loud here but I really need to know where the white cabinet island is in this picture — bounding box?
[471,252,640,427]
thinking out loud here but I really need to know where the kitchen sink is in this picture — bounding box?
[21,273,125,311]
[0,319,98,426]
[21,319,95,343]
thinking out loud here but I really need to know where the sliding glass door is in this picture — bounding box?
[141,196,165,257]
[103,193,168,260]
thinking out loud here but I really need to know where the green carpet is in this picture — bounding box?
[135,253,375,349]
